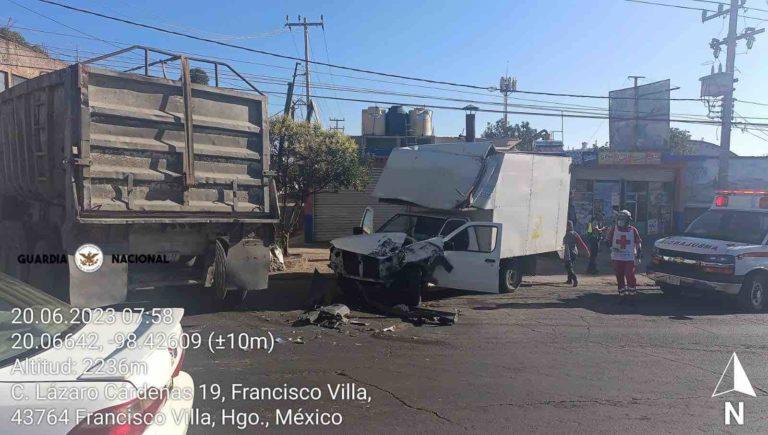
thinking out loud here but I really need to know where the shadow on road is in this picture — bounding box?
[472,290,749,317]
[124,272,320,315]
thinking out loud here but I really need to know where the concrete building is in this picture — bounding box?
[0,35,67,92]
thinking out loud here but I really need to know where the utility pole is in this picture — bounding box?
[628,75,645,150]
[285,15,324,123]
[329,118,345,133]
[702,0,764,188]
[283,62,301,120]
[499,76,516,128]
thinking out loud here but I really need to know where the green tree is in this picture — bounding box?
[669,127,692,155]
[189,67,209,85]
[481,119,542,151]
[270,116,369,252]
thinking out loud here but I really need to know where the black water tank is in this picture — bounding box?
[385,105,407,136]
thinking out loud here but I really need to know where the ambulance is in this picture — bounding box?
[648,190,768,312]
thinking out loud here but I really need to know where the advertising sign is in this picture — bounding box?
[609,79,671,151]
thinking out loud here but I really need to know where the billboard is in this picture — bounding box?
[609,79,670,151]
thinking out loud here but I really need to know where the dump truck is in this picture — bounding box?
[0,47,278,308]
[329,142,571,304]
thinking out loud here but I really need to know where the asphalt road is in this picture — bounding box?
[172,263,768,434]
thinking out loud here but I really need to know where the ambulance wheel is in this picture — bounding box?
[738,274,767,313]
[499,262,523,293]
[659,283,682,297]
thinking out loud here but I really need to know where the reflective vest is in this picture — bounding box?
[611,227,636,261]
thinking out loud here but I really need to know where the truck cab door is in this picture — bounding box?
[432,222,502,293]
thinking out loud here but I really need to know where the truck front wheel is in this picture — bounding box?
[738,274,767,312]
[499,262,523,293]
[396,266,423,307]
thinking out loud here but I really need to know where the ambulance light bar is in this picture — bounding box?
[716,190,768,195]
[714,190,768,209]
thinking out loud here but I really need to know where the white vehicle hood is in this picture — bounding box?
[330,233,408,257]
[655,236,751,255]
[0,308,184,390]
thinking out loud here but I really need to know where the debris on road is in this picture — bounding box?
[363,292,458,327]
[295,303,351,329]
[381,326,396,332]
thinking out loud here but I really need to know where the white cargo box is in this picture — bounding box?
[373,142,571,259]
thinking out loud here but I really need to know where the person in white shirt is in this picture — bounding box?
[605,210,643,295]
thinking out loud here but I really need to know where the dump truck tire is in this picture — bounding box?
[212,239,247,310]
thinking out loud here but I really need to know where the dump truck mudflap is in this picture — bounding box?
[224,238,270,292]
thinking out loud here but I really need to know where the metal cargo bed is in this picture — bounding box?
[1,46,277,224]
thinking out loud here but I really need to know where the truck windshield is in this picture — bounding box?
[0,273,78,366]
[377,214,447,241]
[684,210,768,245]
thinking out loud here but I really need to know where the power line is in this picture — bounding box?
[737,98,768,107]
[688,0,768,14]
[0,30,760,123]
[625,0,766,19]
[33,0,729,103]
[1,57,766,130]
[7,14,712,105]
[512,87,702,101]
[6,0,122,50]
[4,42,763,123]
[34,0,495,91]
[221,84,768,128]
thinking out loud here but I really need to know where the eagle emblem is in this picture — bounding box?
[79,251,99,267]
[74,244,103,272]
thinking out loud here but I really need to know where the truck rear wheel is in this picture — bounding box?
[738,274,767,312]
[499,262,523,293]
[211,239,248,310]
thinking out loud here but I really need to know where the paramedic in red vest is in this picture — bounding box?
[606,210,642,295]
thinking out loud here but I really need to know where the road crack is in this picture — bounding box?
[335,371,463,428]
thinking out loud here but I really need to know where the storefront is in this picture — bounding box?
[568,150,680,238]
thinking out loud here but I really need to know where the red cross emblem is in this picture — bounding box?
[617,234,630,249]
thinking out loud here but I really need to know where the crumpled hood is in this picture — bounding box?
[655,236,750,255]
[330,233,408,257]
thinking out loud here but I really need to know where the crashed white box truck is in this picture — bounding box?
[329,142,571,304]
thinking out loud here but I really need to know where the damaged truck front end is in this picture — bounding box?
[329,233,449,305]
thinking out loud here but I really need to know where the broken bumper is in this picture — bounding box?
[646,271,742,295]
[329,249,392,283]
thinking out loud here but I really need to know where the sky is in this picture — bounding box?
[4,0,768,155]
